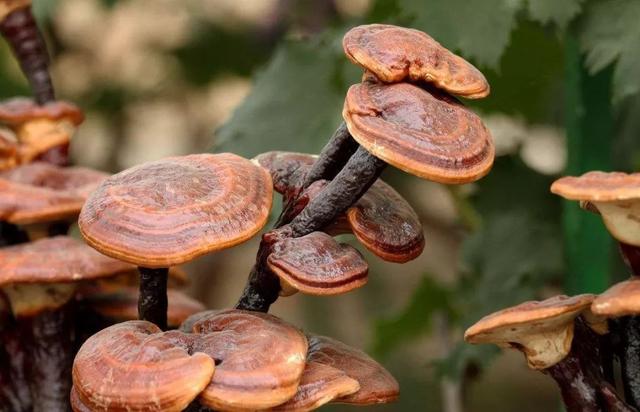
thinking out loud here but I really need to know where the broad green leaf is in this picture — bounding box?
[578,0,640,101]
[526,0,584,27]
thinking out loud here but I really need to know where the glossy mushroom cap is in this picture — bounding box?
[0,98,84,126]
[344,81,494,184]
[267,231,369,296]
[552,171,640,246]
[253,151,316,194]
[307,335,399,404]
[72,321,216,412]
[592,278,640,318]
[343,24,490,99]
[79,153,273,267]
[464,294,595,369]
[0,0,30,22]
[189,310,308,411]
[0,162,108,224]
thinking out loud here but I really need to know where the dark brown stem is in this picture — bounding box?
[35,143,70,167]
[138,267,168,330]
[0,6,55,105]
[23,305,74,412]
[0,308,32,412]
[619,243,640,277]
[618,316,640,409]
[0,222,29,247]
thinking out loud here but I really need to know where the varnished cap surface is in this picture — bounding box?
[307,335,399,404]
[0,236,134,286]
[188,309,308,411]
[344,81,494,183]
[343,24,489,99]
[551,171,640,201]
[253,151,316,194]
[0,97,84,126]
[0,162,108,224]
[79,153,273,267]
[72,321,215,412]
[592,278,640,317]
[268,231,368,296]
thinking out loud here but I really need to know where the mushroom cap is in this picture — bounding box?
[79,153,273,267]
[267,231,369,296]
[464,294,595,369]
[253,151,316,194]
[0,236,134,286]
[551,171,640,202]
[186,309,308,411]
[344,81,494,183]
[72,321,216,412]
[272,361,360,411]
[83,287,205,328]
[0,97,84,126]
[343,24,489,99]
[592,278,640,318]
[306,335,399,404]
[0,162,109,224]
[0,0,30,23]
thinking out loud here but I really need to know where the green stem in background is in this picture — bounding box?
[562,34,613,295]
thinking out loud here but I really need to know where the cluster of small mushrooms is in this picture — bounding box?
[0,2,499,410]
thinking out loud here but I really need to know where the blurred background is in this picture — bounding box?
[1,0,639,410]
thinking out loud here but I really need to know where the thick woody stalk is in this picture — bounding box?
[138,267,168,330]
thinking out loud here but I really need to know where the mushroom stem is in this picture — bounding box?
[617,316,640,409]
[0,222,29,246]
[0,6,55,105]
[0,321,32,411]
[138,267,168,330]
[619,243,640,277]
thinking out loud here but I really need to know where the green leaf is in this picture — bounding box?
[578,0,640,101]
[398,0,521,68]
[435,342,499,380]
[526,0,584,27]
[214,29,360,158]
[372,276,454,357]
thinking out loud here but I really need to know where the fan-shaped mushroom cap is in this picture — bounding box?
[187,309,308,411]
[272,361,360,411]
[306,335,399,404]
[0,98,84,126]
[83,287,205,328]
[267,231,368,296]
[72,321,216,412]
[592,278,640,318]
[0,162,108,224]
[464,294,595,369]
[79,153,273,268]
[0,0,30,22]
[552,172,640,246]
[344,81,494,184]
[343,24,490,99]
[253,151,316,194]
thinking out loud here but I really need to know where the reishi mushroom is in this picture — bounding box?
[79,153,273,330]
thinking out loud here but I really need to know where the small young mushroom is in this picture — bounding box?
[464,295,630,412]
[343,24,490,99]
[267,231,368,296]
[79,153,273,330]
[0,1,54,105]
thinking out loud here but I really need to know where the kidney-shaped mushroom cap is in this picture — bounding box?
[253,151,316,194]
[592,278,640,318]
[306,335,399,405]
[0,162,108,224]
[183,310,307,411]
[0,97,84,126]
[79,153,273,267]
[464,294,595,369]
[272,361,360,411]
[0,236,134,286]
[268,232,369,296]
[343,24,490,99]
[344,81,494,184]
[72,321,215,412]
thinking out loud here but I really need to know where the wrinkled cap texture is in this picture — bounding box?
[268,231,369,296]
[0,97,84,126]
[343,24,490,99]
[464,294,595,369]
[344,81,494,183]
[79,153,273,267]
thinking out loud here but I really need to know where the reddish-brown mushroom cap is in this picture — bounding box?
[343,24,490,99]
[306,335,399,404]
[268,232,368,296]
[592,278,640,318]
[253,151,316,194]
[0,0,31,22]
[79,153,273,268]
[344,81,494,184]
[72,321,215,412]
[272,361,360,411]
[187,309,308,411]
[0,97,84,126]
[0,129,17,170]
[551,171,640,202]
[0,162,108,224]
